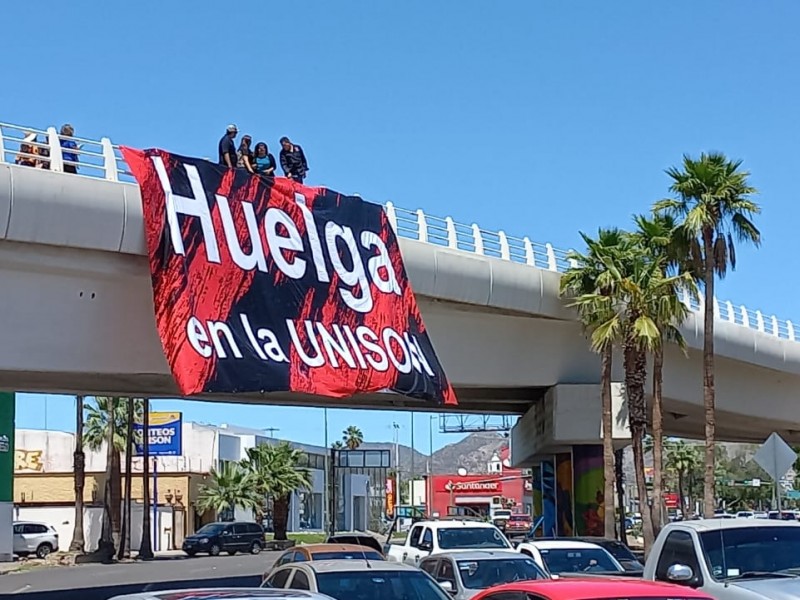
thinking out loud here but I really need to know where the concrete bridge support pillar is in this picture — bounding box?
[509,383,630,537]
[0,392,14,562]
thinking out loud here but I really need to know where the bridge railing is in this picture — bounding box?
[0,120,796,342]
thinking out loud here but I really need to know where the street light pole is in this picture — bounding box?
[428,415,436,517]
[392,422,400,507]
[323,408,329,533]
[410,412,415,505]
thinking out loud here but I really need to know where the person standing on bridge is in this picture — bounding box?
[218,124,238,169]
[279,136,308,183]
[59,124,79,174]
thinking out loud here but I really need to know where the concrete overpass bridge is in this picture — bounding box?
[1,121,800,461]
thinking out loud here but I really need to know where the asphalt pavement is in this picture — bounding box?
[0,551,281,600]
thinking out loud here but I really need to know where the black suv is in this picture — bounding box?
[182,521,265,556]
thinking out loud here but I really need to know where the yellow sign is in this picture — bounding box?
[15,449,43,472]
[137,411,181,426]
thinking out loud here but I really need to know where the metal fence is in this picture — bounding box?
[1,120,796,342]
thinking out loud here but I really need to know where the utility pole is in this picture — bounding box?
[263,427,280,437]
[392,422,400,507]
[323,408,329,533]
[410,412,415,505]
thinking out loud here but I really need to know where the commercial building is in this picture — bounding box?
[13,421,383,551]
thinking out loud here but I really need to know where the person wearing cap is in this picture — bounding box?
[279,136,309,183]
[218,124,238,169]
[60,124,79,173]
[237,135,255,174]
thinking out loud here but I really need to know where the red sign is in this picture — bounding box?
[385,478,395,515]
[664,492,680,509]
[434,475,504,494]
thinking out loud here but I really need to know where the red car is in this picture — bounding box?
[470,577,714,600]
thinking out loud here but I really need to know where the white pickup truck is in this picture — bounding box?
[643,518,800,599]
[386,518,513,566]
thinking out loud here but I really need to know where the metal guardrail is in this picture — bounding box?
[0,120,796,342]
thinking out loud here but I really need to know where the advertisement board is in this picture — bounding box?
[385,478,395,516]
[134,412,182,457]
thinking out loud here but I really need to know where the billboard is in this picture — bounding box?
[385,478,395,516]
[134,412,182,457]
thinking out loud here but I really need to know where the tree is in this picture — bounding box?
[197,461,258,519]
[665,441,701,517]
[342,426,364,450]
[562,228,633,541]
[632,214,695,533]
[240,442,312,541]
[138,401,154,560]
[69,395,86,553]
[655,152,760,517]
[331,440,345,450]
[118,398,137,560]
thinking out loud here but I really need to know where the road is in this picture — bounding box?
[0,551,281,600]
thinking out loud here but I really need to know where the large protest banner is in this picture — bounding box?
[122,148,456,406]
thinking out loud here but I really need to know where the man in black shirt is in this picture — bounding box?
[279,136,308,183]
[218,124,238,168]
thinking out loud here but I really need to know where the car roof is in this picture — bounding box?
[669,518,800,531]
[425,550,532,561]
[414,520,498,529]
[481,579,713,600]
[109,588,328,600]
[298,543,382,553]
[525,540,605,550]
[297,559,420,574]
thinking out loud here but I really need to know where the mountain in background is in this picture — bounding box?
[361,431,507,477]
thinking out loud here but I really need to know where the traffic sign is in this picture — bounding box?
[754,433,797,482]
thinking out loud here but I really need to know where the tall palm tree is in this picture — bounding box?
[138,400,154,560]
[632,214,695,533]
[666,441,701,517]
[69,395,86,552]
[562,228,631,541]
[655,152,760,517]
[197,461,258,519]
[342,426,364,450]
[118,398,136,559]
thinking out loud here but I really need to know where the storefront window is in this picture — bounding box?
[299,491,322,530]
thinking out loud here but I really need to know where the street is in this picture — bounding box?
[0,551,281,600]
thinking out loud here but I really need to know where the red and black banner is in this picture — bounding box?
[122,147,457,406]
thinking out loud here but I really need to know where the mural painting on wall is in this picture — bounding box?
[555,453,574,536]
[531,465,543,536]
[541,459,556,538]
[15,449,44,472]
[572,445,604,536]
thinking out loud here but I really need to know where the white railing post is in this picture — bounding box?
[523,237,535,266]
[756,310,765,333]
[101,137,118,182]
[498,231,510,260]
[545,243,557,271]
[415,209,428,243]
[0,128,5,164]
[740,306,749,328]
[771,316,780,337]
[788,321,795,341]
[445,217,458,249]
[472,224,484,255]
[384,202,398,233]
[46,127,63,172]
[726,301,735,322]
[713,297,720,320]
[567,250,578,269]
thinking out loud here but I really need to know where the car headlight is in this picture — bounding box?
[200,538,209,543]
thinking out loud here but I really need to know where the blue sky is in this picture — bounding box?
[4,1,800,449]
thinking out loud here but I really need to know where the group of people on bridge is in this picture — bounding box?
[15,124,79,173]
[218,124,309,183]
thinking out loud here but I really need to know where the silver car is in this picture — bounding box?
[110,589,334,600]
[419,551,548,599]
[12,521,59,558]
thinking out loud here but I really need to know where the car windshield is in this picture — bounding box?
[457,557,546,589]
[316,569,450,600]
[311,550,384,561]
[700,526,800,579]
[437,527,511,550]
[539,548,621,573]
[195,523,226,535]
[599,540,638,561]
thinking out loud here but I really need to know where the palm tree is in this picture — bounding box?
[632,214,695,533]
[69,395,86,552]
[562,228,631,541]
[666,441,701,517]
[331,440,345,450]
[198,461,258,519]
[118,398,136,560]
[138,400,154,560]
[245,442,312,541]
[655,152,760,517]
[342,426,364,450]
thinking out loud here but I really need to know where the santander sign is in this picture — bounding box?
[443,479,502,494]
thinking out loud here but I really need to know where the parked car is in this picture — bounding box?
[13,521,59,558]
[182,521,264,556]
[514,539,626,576]
[325,534,384,555]
[267,543,384,578]
[109,588,334,600]
[262,559,450,600]
[419,550,548,599]
[469,577,714,600]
